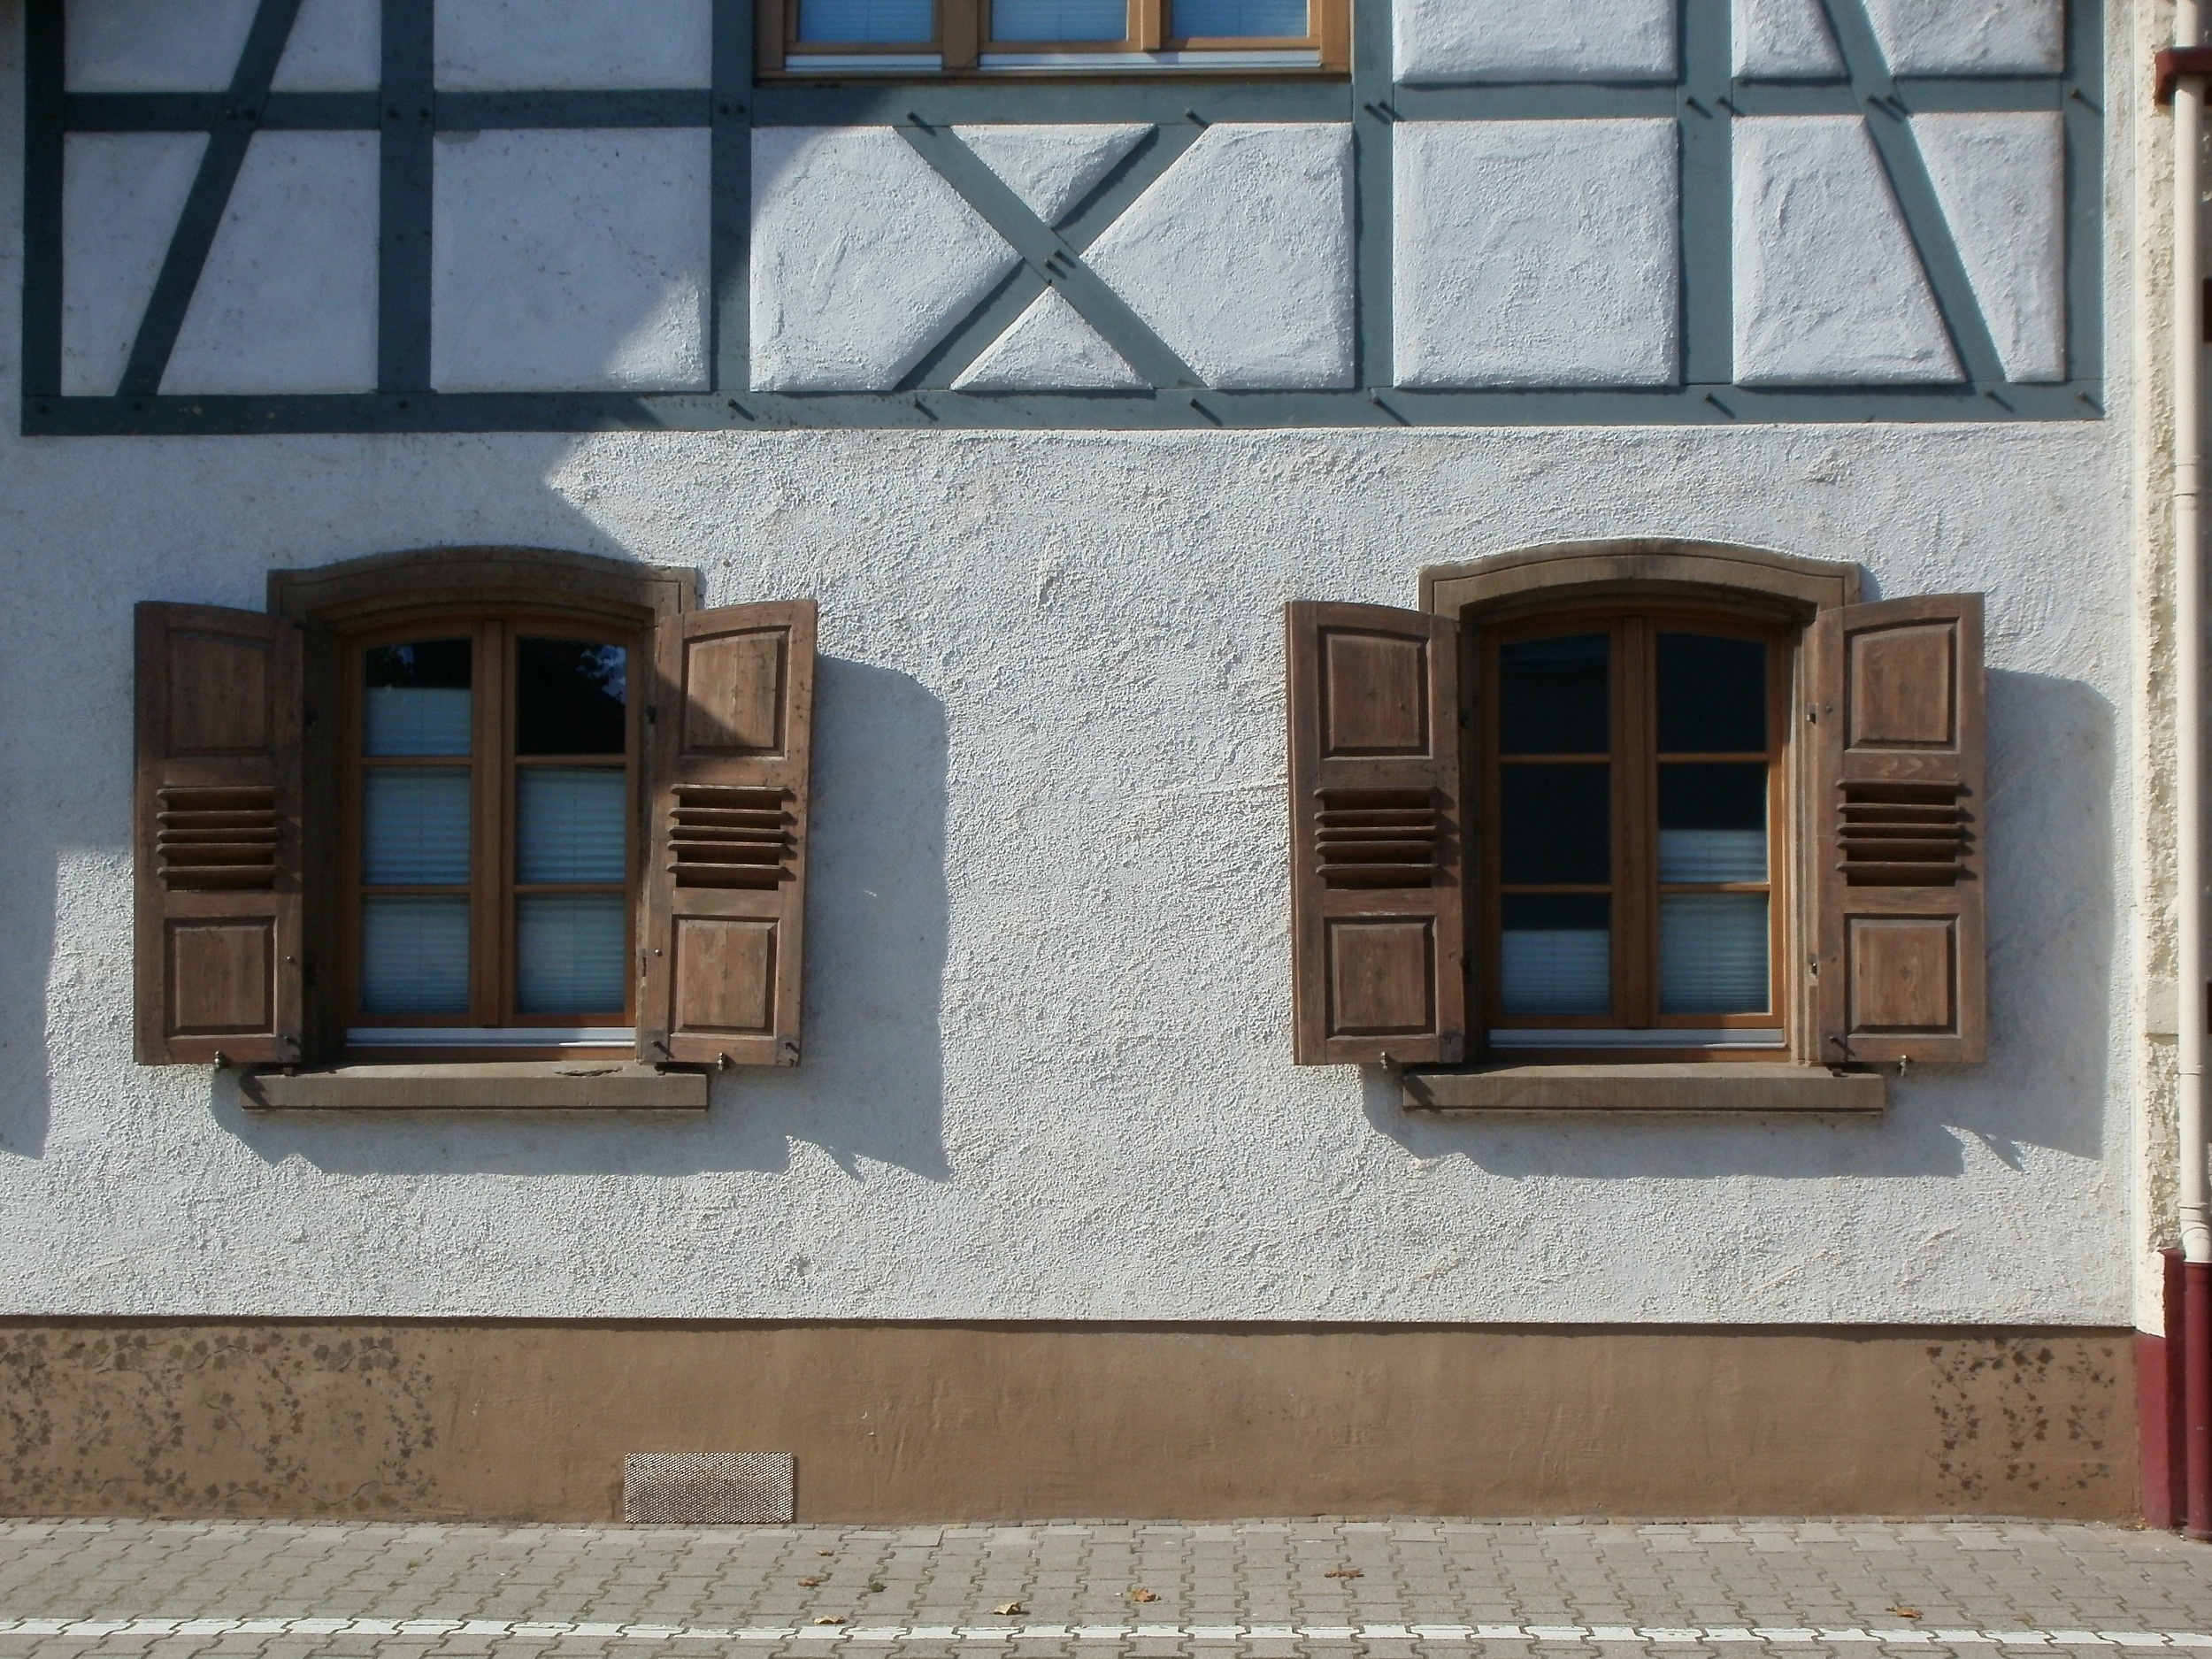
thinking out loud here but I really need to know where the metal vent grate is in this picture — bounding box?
[156,786,279,889]
[1315,787,1439,888]
[1838,782,1971,887]
[668,786,794,888]
[623,1453,795,1525]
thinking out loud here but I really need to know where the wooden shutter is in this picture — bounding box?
[134,603,304,1066]
[1806,593,1987,1065]
[638,601,816,1068]
[1287,602,1467,1066]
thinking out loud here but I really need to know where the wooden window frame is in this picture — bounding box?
[761,0,1349,75]
[1477,603,1792,1065]
[337,610,644,1064]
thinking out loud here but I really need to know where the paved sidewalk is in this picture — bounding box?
[0,1521,2205,1657]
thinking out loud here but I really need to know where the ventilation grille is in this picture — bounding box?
[156,786,278,890]
[1838,782,1971,887]
[669,785,794,888]
[624,1452,794,1525]
[1316,787,1439,888]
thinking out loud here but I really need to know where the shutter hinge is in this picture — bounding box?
[1806,703,1818,724]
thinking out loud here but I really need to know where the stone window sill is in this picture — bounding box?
[1401,1063,1886,1115]
[240,1064,708,1113]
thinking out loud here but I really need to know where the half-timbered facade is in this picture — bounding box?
[0,0,2188,1524]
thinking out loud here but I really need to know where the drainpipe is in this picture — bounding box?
[2171,0,2212,1544]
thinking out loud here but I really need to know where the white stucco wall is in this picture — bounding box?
[0,5,2152,1330]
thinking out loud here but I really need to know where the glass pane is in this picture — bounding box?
[1660,893,1770,1013]
[364,639,471,757]
[360,895,470,1014]
[518,769,628,884]
[798,0,933,40]
[993,0,1125,37]
[518,638,628,757]
[1657,633,1767,754]
[1500,764,1609,885]
[363,769,471,885]
[1172,0,1306,35]
[1500,894,1609,1016]
[1657,764,1768,883]
[1499,634,1608,755]
[517,895,628,1014]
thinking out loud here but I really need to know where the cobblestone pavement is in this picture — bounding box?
[0,1521,2205,1658]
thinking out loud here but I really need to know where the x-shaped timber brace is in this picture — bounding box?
[21,0,2106,434]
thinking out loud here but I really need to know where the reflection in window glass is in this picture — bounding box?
[518,639,627,756]
[1172,0,1305,35]
[518,770,627,884]
[1660,894,1770,1013]
[993,0,1124,37]
[361,896,470,1014]
[517,895,628,1013]
[1657,764,1767,883]
[365,639,470,757]
[363,770,471,885]
[1657,633,1766,754]
[1500,633,1607,755]
[1500,894,1609,1015]
[798,0,934,40]
[1500,764,1609,885]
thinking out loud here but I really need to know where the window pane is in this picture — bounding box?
[1657,764,1768,883]
[993,0,1125,38]
[518,769,628,884]
[363,769,471,885]
[1499,634,1607,755]
[517,895,628,1013]
[1500,894,1609,1016]
[364,638,471,757]
[1657,633,1767,754]
[1660,894,1770,1013]
[1171,0,1306,35]
[1500,764,1609,884]
[798,0,933,41]
[518,639,627,756]
[361,896,470,1014]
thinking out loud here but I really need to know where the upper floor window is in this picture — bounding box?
[766,0,1347,74]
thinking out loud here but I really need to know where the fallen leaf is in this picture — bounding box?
[798,1577,825,1587]
[1888,1608,1924,1620]
[992,1602,1026,1617]
[818,1549,836,1557]
[867,1581,887,1594]
[1130,1589,1159,1603]
[812,1617,847,1627]
[1324,1569,1364,1579]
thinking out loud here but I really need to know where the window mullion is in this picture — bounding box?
[1617,617,1657,1029]
[943,0,979,70]
[1136,0,1164,51]
[471,618,509,1030]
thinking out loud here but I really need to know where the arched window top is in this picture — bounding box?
[267,545,699,630]
[1421,540,1861,626]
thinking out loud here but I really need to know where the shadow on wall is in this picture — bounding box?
[215,657,955,1181]
[1363,667,2116,1180]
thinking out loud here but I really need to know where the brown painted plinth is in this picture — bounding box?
[0,1321,2134,1522]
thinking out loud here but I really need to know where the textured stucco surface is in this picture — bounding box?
[954,124,1149,227]
[0,4,2152,1333]
[165,131,380,396]
[1861,0,2064,76]
[433,0,713,90]
[59,132,204,397]
[272,0,381,92]
[63,0,258,91]
[1393,119,1680,390]
[1914,112,2069,385]
[1734,116,1962,386]
[1733,0,1844,78]
[431,127,712,394]
[1393,0,1677,84]
[951,288,1146,391]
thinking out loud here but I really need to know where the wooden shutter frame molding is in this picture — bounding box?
[134,603,306,1066]
[637,600,818,1069]
[1287,601,1468,1066]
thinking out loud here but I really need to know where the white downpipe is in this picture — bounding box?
[2178,0,2212,1269]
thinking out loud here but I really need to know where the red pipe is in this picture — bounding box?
[2190,1257,2212,1540]
[2143,1251,2186,1529]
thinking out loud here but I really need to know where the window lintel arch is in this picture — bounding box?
[1420,540,1862,628]
[267,545,700,633]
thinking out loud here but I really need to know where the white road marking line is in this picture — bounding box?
[0,1618,2208,1646]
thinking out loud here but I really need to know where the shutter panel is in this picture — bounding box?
[1287,601,1467,1066]
[1806,593,1987,1065]
[134,603,305,1066]
[637,601,816,1068]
